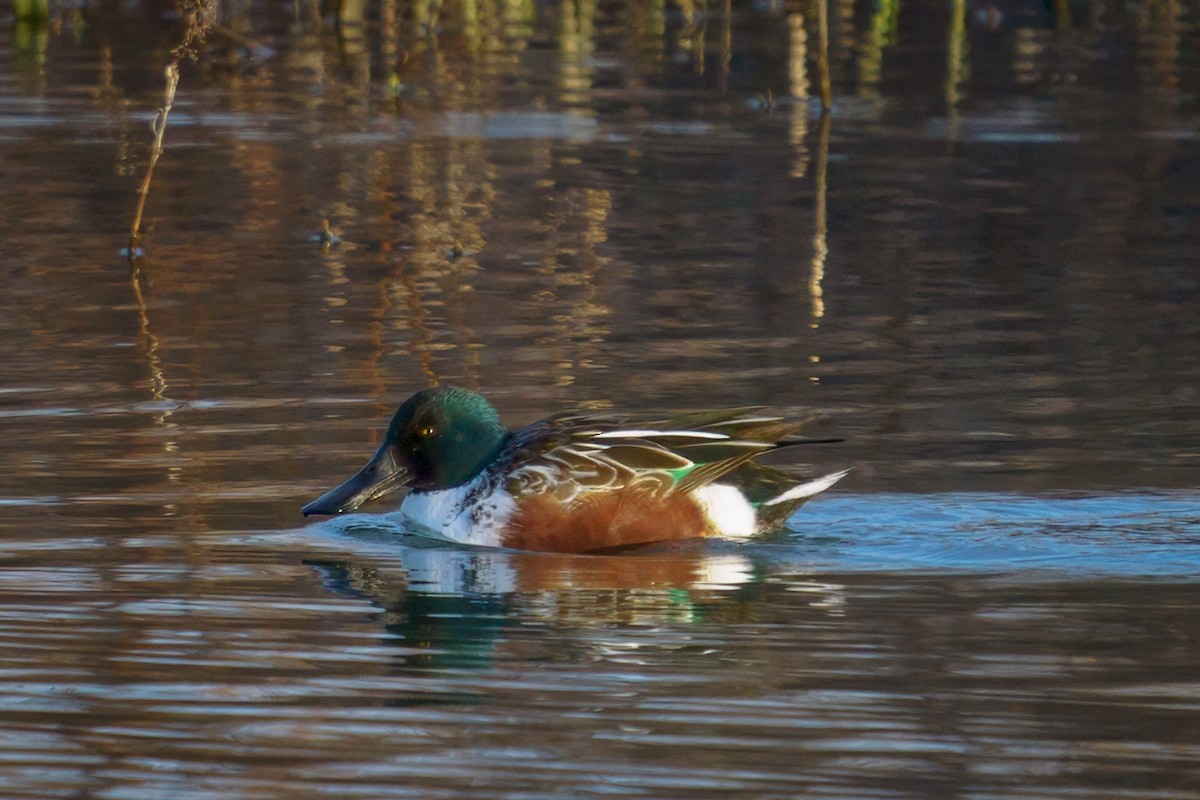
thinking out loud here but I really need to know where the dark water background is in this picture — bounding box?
[1,0,1199,797]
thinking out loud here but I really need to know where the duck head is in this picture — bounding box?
[301,387,509,516]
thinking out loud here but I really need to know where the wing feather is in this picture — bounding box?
[500,404,839,505]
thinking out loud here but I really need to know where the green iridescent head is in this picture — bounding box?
[302,387,509,516]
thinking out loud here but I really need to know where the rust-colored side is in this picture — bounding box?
[502,488,710,553]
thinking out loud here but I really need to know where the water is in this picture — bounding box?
[1,0,1199,797]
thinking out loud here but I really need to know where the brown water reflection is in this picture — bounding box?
[2,520,1198,797]
[2,0,1199,798]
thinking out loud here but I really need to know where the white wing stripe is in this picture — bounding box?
[592,429,728,440]
[763,468,852,506]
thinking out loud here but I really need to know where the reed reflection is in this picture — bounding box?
[559,0,597,110]
[674,0,711,76]
[782,9,832,364]
[533,187,613,389]
[857,0,898,97]
[810,113,830,330]
[11,10,49,94]
[787,12,810,178]
[945,0,967,144]
[1136,0,1184,99]
[379,138,491,386]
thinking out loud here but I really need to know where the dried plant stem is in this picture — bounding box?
[128,64,180,259]
[126,0,216,262]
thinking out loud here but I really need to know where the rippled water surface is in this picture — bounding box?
[1,0,1199,797]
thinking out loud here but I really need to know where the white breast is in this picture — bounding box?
[399,476,517,547]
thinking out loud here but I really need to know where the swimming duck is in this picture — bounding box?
[302,387,849,553]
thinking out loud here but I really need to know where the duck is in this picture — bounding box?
[301,387,849,553]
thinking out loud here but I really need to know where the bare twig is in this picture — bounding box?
[127,63,180,259]
[126,0,216,262]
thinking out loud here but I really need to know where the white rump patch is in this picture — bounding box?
[763,468,852,506]
[690,484,757,538]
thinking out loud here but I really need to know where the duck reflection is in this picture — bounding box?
[306,523,847,676]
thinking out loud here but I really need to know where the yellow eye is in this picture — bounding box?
[420,425,436,437]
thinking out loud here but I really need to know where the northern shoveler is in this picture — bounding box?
[302,387,849,553]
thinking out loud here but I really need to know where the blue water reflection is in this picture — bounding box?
[788,493,1200,576]
[311,492,1200,589]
